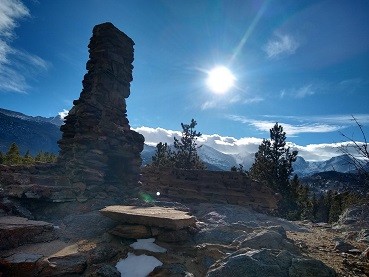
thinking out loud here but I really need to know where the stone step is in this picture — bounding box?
[0,216,57,251]
[100,205,196,230]
[3,184,76,202]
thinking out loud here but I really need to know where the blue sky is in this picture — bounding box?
[0,0,368,160]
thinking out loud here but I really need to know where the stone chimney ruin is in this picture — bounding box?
[57,22,144,199]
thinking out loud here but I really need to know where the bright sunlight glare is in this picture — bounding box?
[206,66,236,94]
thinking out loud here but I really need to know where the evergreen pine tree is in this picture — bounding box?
[328,192,342,223]
[298,185,313,220]
[249,123,298,216]
[34,151,57,163]
[311,193,319,222]
[45,152,57,163]
[151,142,173,167]
[173,119,205,170]
[250,123,298,191]
[0,151,4,164]
[35,151,44,162]
[5,143,21,165]
[314,194,330,222]
[23,150,34,164]
[285,174,301,220]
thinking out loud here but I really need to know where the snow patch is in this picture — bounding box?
[130,238,167,253]
[116,252,162,277]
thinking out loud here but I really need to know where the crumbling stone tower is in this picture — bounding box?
[58,22,144,199]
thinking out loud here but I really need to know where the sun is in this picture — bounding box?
[206,66,236,94]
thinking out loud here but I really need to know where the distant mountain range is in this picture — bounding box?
[141,143,367,176]
[0,108,62,155]
[300,170,368,195]
[1,108,367,177]
[0,108,64,127]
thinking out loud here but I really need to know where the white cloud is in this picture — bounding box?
[243,96,264,104]
[58,109,69,119]
[0,0,29,37]
[227,115,345,135]
[201,92,263,110]
[260,114,369,125]
[0,0,48,93]
[280,83,321,99]
[295,84,315,98]
[289,141,367,162]
[201,100,217,110]
[133,125,364,162]
[133,126,181,146]
[264,33,299,59]
[252,121,342,136]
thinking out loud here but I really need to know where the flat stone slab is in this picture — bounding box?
[0,216,57,250]
[100,205,196,230]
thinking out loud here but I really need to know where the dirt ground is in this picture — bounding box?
[287,223,369,277]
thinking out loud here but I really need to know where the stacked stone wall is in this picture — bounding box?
[141,167,279,211]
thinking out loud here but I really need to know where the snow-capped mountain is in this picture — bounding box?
[197,145,237,171]
[141,144,156,165]
[0,108,64,127]
[230,152,255,171]
[292,154,367,176]
[0,109,61,155]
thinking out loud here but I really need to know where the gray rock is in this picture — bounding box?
[334,240,355,253]
[40,253,87,276]
[88,264,121,277]
[337,204,369,229]
[206,248,335,277]
[237,229,299,254]
[109,224,152,239]
[150,263,194,277]
[100,205,196,230]
[195,225,246,244]
[360,247,369,261]
[0,216,57,250]
[0,253,43,276]
[193,203,308,232]
[206,249,287,277]
[357,228,369,243]
[59,211,116,240]
[289,257,336,277]
[157,229,190,243]
[88,244,120,264]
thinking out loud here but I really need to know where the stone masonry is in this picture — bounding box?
[58,22,144,199]
[141,167,279,212]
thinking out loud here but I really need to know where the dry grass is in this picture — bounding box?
[287,223,368,277]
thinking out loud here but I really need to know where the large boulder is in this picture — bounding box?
[206,248,335,277]
[235,227,299,254]
[336,204,369,229]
